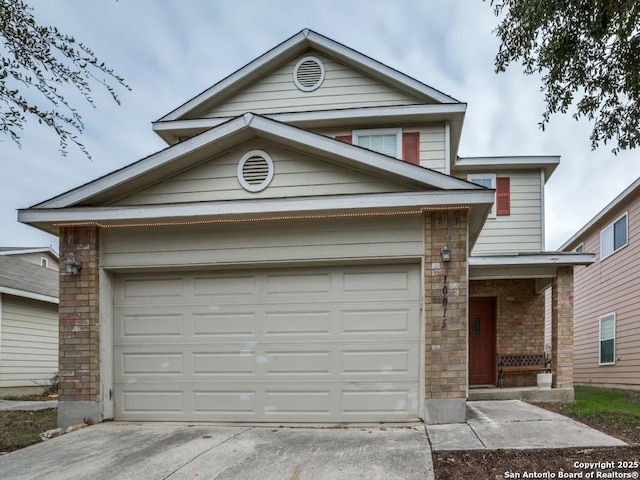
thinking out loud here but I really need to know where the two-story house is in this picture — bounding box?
[560,177,640,389]
[0,247,59,396]
[18,29,592,427]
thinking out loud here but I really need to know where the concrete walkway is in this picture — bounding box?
[427,400,628,451]
[0,399,58,411]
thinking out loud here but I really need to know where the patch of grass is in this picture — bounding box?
[561,386,640,429]
[0,409,57,453]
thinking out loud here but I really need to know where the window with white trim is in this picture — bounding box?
[40,257,49,268]
[600,212,627,260]
[353,128,402,159]
[467,173,496,218]
[599,313,615,365]
[575,243,584,253]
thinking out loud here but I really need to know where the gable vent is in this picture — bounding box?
[293,56,325,92]
[237,150,275,192]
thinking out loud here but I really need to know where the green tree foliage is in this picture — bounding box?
[490,0,640,153]
[0,0,129,158]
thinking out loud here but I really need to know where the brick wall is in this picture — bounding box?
[471,279,545,387]
[424,209,467,399]
[58,226,100,402]
[552,266,574,388]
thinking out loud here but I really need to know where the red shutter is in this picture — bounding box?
[496,177,511,216]
[335,135,352,144]
[402,132,420,165]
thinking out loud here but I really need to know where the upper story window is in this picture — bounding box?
[337,129,420,165]
[40,257,49,268]
[467,173,511,218]
[353,128,402,159]
[574,243,584,253]
[600,212,627,260]
[468,174,496,218]
[599,313,616,365]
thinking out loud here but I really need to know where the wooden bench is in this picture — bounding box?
[497,352,549,388]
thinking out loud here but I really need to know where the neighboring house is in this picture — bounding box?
[18,29,592,427]
[560,177,640,389]
[0,247,59,396]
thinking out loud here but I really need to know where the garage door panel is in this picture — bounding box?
[262,350,332,375]
[193,274,258,301]
[193,352,255,375]
[264,390,331,415]
[120,313,185,337]
[263,310,333,336]
[265,272,332,298]
[121,390,185,414]
[341,306,418,335]
[122,353,184,375]
[193,391,257,414]
[341,349,415,375]
[341,388,419,416]
[113,264,422,422]
[192,312,257,337]
[119,277,184,302]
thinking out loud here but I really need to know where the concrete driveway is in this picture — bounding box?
[0,423,433,480]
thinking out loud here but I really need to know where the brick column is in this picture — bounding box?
[58,226,100,427]
[551,266,574,390]
[424,209,468,423]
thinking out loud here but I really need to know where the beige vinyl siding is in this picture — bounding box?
[101,216,424,270]
[0,295,58,387]
[3,252,58,270]
[203,52,422,118]
[314,123,446,173]
[114,140,414,207]
[469,171,543,254]
[573,197,640,386]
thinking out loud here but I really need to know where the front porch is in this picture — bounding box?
[467,253,595,402]
[468,385,574,402]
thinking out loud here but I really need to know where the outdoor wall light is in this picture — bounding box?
[440,245,451,262]
[64,260,83,275]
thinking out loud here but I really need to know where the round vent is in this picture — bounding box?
[237,150,274,192]
[293,56,325,92]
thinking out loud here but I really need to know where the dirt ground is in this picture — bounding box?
[0,409,57,453]
[433,402,640,479]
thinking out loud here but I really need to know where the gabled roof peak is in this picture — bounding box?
[158,28,460,123]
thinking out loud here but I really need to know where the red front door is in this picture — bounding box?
[469,297,496,385]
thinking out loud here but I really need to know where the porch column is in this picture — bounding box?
[424,209,468,424]
[551,266,574,390]
[58,226,101,427]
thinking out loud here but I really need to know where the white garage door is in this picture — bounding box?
[113,264,422,422]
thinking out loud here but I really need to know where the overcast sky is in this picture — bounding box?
[2,0,639,251]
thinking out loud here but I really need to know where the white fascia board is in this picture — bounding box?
[19,190,494,225]
[32,116,252,209]
[469,253,595,267]
[305,31,459,104]
[159,31,308,122]
[153,104,468,142]
[455,156,560,181]
[0,247,58,259]
[0,286,58,304]
[560,177,640,251]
